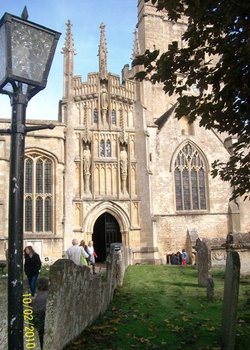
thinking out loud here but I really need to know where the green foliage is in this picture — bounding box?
[133,0,250,200]
[39,265,50,278]
[64,265,250,349]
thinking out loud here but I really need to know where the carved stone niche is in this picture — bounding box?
[119,144,128,194]
[82,142,92,194]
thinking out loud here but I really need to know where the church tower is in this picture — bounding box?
[0,1,249,265]
[60,22,142,261]
[132,0,247,260]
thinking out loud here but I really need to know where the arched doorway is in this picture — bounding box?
[93,212,121,262]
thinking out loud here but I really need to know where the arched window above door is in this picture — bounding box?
[99,139,111,157]
[173,142,208,211]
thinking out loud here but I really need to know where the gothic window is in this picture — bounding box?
[93,108,98,123]
[111,109,116,124]
[99,139,112,157]
[25,197,32,232]
[99,140,105,157]
[106,140,111,157]
[174,142,207,211]
[24,154,54,233]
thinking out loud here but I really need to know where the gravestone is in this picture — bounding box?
[195,238,210,287]
[206,276,214,301]
[187,228,199,264]
[221,250,241,350]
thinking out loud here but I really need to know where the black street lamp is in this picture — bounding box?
[0,8,60,349]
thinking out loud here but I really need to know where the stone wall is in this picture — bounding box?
[43,244,128,350]
[0,245,128,350]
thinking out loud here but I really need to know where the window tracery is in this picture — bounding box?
[24,154,54,233]
[99,139,112,157]
[93,108,98,123]
[174,143,207,211]
[111,109,116,124]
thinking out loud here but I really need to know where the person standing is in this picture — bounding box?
[170,253,179,265]
[24,246,41,299]
[79,240,90,266]
[66,238,83,266]
[86,241,98,274]
[181,249,188,266]
[176,251,182,265]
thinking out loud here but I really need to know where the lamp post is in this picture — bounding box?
[0,8,60,349]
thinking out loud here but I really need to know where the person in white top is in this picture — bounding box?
[66,238,88,266]
[86,241,97,274]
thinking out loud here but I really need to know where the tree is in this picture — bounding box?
[133,0,250,200]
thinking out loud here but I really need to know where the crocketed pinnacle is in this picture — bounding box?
[62,20,75,54]
[132,28,140,59]
[98,22,108,79]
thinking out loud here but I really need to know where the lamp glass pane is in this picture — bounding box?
[0,24,7,84]
[11,21,54,83]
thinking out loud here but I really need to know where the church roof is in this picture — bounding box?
[154,103,177,130]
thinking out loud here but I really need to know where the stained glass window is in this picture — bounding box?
[24,154,53,233]
[99,140,105,157]
[174,143,207,211]
[45,160,52,193]
[93,109,98,123]
[45,197,52,231]
[25,159,33,193]
[111,109,116,124]
[99,139,112,157]
[25,197,32,232]
[36,159,43,193]
[36,197,43,232]
[106,140,111,157]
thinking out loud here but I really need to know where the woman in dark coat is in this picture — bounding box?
[24,246,41,298]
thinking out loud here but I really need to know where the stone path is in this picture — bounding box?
[32,290,48,312]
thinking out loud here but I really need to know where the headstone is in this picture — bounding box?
[195,238,210,287]
[206,276,214,301]
[187,228,199,264]
[221,250,241,350]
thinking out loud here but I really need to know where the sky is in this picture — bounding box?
[0,0,137,120]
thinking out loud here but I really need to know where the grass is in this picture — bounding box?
[64,265,250,350]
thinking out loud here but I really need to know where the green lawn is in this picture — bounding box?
[64,265,249,349]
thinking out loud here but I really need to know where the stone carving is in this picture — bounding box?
[211,250,227,265]
[120,146,128,194]
[83,145,91,175]
[100,84,108,120]
[83,145,91,193]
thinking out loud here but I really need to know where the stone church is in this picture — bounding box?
[0,0,249,264]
